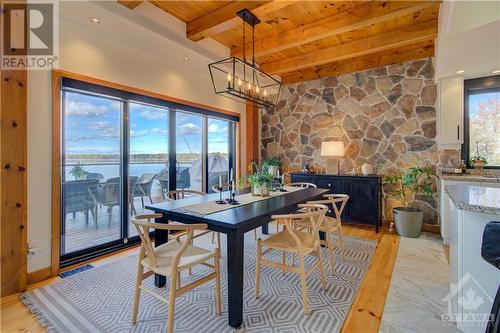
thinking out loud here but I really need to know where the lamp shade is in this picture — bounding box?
[320,141,345,157]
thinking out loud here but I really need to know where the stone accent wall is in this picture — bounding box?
[261,57,440,224]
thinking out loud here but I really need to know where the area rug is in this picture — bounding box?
[21,231,376,333]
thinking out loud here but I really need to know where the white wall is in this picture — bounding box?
[27,3,246,272]
[436,1,500,79]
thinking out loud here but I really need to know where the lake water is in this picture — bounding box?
[64,163,190,180]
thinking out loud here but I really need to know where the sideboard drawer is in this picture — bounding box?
[316,178,343,193]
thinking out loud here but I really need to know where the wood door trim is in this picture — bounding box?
[50,69,241,275]
[51,69,240,118]
[245,103,259,166]
[51,71,62,276]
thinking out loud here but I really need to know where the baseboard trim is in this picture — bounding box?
[27,267,52,285]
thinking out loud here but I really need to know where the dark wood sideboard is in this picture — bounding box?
[289,173,382,232]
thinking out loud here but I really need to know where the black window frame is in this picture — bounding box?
[462,75,500,169]
[59,77,239,267]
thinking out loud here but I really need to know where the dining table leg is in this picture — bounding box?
[154,215,169,287]
[261,223,269,235]
[226,230,244,328]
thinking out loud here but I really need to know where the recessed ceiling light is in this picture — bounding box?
[456,70,465,74]
[183,57,190,61]
[492,69,500,74]
[90,18,100,24]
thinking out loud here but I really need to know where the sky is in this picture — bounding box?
[64,91,229,155]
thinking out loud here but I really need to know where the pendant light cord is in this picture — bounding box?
[242,19,246,62]
[252,24,255,67]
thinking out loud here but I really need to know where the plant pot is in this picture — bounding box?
[252,183,270,197]
[267,165,279,177]
[472,160,486,169]
[393,207,423,238]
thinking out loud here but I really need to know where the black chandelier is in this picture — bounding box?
[208,9,282,108]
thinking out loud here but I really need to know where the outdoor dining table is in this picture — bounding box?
[145,187,329,329]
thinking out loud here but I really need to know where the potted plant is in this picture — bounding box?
[69,163,87,180]
[385,166,435,238]
[470,154,487,169]
[263,157,283,177]
[248,162,274,196]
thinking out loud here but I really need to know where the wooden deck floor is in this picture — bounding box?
[1,224,400,333]
[63,196,165,254]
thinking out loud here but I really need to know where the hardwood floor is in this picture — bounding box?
[0,224,399,333]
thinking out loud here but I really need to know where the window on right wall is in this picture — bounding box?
[463,75,500,169]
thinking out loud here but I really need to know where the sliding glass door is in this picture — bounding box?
[176,111,203,192]
[128,103,169,236]
[207,118,231,193]
[59,78,238,266]
[61,91,123,257]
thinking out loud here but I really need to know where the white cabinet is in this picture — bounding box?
[439,179,481,244]
[448,206,500,333]
[438,76,464,147]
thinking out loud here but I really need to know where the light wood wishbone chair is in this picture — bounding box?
[273,182,318,233]
[255,203,329,315]
[289,182,317,189]
[131,214,221,333]
[296,194,349,275]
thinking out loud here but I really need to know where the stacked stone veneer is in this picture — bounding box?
[261,57,440,225]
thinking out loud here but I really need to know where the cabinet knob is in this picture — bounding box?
[328,183,332,187]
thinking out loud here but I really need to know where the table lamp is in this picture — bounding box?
[320,141,345,175]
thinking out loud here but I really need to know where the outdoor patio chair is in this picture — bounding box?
[133,173,155,207]
[88,176,139,225]
[63,179,99,228]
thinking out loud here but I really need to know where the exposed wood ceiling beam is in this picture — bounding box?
[261,19,437,75]
[117,0,143,9]
[281,40,435,84]
[186,1,292,42]
[231,1,438,59]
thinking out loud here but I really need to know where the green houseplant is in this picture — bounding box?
[385,166,435,238]
[248,162,274,196]
[470,154,487,169]
[262,157,283,177]
[69,163,87,180]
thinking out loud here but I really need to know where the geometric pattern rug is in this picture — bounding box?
[21,230,376,333]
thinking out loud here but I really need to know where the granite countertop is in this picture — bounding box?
[438,173,500,183]
[445,184,500,216]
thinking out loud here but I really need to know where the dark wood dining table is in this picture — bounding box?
[145,187,329,329]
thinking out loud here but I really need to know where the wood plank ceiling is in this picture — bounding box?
[120,1,440,84]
